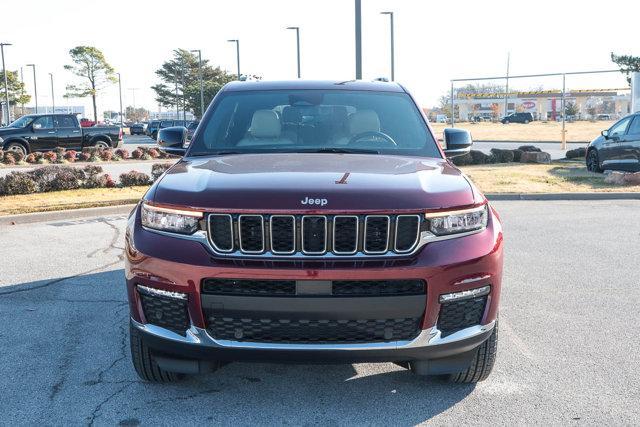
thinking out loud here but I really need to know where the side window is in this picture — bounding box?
[32,116,54,130]
[610,117,632,137]
[626,116,640,136]
[55,116,77,128]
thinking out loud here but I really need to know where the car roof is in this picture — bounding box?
[221,79,406,93]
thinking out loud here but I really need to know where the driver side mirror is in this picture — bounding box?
[32,123,42,130]
[601,129,609,139]
[443,128,473,158]
[157,126,188,156]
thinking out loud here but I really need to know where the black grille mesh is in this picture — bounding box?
[365,217,389,253]
[302,216,326,253]
[437,296,487,337]
[206,316,421,343]
[239,216,264,252]
[209,215,233,251]
[395,216,420,252]
[138,289,189,335]
[270,216,295,253]
[333,216,358,253]
[332,280,425,296]
[202,279,296,296]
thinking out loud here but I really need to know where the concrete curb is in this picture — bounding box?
[486,193,640,201]
[0,204,137,226]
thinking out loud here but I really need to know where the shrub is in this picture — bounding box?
[147,148,160,159]
[33,152,44,161]
[83,165,103,177]
[43,151,57,163]
[25,153,37,163]
[2,153,16,165]
[490,148,515,163]
[84,174,108,189]
[79,151,92,161]
[104,174,116,188]
[54,147,66,156]
[140,153,152,160]
[0,172,38,195]
[30,165,84,192]
[119,170,152,186]
[64,150,77,162]
[131,149,143,159]
[518,145,542,153]
[115,148,130,159]
[99,150,114,161]
[151,163,172,180]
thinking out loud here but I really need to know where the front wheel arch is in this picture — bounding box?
[90,137,112,148]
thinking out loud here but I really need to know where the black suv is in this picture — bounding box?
[501,112,533,124]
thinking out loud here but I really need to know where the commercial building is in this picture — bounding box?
[454,88,631,121]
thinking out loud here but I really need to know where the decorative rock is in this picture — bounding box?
[518,145,542,153]
[604,171,640,186]
[520,151,551,164]
[566,147,587,159]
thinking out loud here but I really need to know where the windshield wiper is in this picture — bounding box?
[301,148,380,154]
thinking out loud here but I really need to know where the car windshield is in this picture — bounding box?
[7,115,35,128]
[189,89,441,158]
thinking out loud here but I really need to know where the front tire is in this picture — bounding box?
[93,140,110,149]
[129,324,183,382]
[5,141,28,156]
[448,321,498,383]
[586,149,603,173]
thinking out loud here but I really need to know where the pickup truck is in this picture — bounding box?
[0,113,122,156]
[127,80,503,385]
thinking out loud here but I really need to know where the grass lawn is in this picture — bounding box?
[430,120,614,142]
[0,186,147,215]
[460,162,640,194]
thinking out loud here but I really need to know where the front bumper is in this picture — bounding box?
[125,204,503,367]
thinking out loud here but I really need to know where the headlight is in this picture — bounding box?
[140,202,202,234]
[425,205,488,236]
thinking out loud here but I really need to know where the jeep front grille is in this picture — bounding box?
[207,213,422,258]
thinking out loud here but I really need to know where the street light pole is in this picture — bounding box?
[116,72,123,125]
[227,40,240,79]
[190,49,204,117]
[380,12,394,81]
[26,63,37,114]
[503,52,510,119]
[20,66,24,115]
[1,42,12,124]
[355,0,362,79]
[286,27,301,78]
[49,73,55,113]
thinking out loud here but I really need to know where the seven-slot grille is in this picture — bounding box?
[207,214,422,257]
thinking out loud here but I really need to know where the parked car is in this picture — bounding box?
[0,114,122,155]
[586,112,640,173]
[501,112,533,124]
[146,119,188,140]
[129,123,146,135]
[126,80,504,384]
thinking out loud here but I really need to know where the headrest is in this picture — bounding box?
[281,106,301,123]
[348,110,380,135]
[250,110,281,138]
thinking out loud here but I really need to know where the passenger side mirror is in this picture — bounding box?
[443,128,473,158]
[601,129,609,139]
[32,123,42,130]
[157,126,188,156]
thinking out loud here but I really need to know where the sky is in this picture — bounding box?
[1,0,638,117]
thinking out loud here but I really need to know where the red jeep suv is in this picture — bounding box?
[125,80,503,383]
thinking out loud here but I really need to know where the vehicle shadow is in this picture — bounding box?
[547,162,612,190]
[0,269,475,425]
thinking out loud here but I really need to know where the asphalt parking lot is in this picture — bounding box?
[1,200,639,425]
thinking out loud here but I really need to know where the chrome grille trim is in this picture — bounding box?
[332,215,359,255]
[238,214,265,254]
[394,214,421,253]
[363,215,390,254]
[207,214,234,253]
[301,215,327,255]
[269,215,296,255]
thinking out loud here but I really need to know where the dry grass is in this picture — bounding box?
[430,120,615,142]
[460,162,640,194]
[0,186,147,215]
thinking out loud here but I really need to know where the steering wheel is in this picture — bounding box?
[348,131,397,147]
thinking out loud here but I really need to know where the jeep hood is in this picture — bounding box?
[151,153,478,212]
